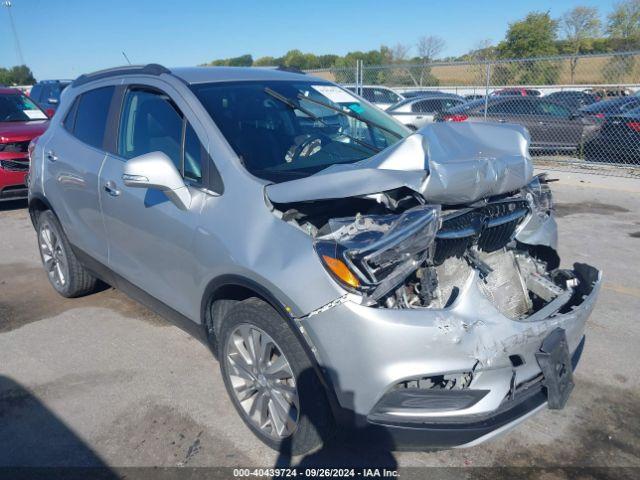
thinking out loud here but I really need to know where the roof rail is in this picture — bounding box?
[72,64,171,88]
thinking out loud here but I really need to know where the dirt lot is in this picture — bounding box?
[1,170,639,476]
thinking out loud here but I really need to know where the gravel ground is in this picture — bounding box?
[0,170,639,476]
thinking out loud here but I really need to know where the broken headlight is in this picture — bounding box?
[314,205,441,301]
[523,175,553,220]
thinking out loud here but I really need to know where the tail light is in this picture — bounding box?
[442,114,468,122]
[626,121,640,132]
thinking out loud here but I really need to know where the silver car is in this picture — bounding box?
[28,65,601,455]
[386,95,466,130]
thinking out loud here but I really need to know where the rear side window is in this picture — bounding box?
[68,86,115,149]
[30,85,42,102]
[488,99,533,115]
[536,102,570,117]
[412,99,439,113]
[63,97,80,132]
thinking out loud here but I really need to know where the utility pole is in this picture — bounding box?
[3,1,25,65]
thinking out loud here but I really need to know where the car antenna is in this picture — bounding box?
[122,51,132,65]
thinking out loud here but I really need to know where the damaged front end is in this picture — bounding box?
[265,123,600,447]
[273,174,577,323]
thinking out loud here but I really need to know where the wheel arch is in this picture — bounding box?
[200,274,344,420]
[28,193,54,228]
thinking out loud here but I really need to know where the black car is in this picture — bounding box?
[579,96,640,121]
[584,107,640,163]
[436,96,600,152]
[29,80,71,114]
[545,91,600,112]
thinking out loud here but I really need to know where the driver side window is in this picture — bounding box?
[118,88,203,183]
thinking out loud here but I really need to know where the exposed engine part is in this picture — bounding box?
[476,249,532,320]
[273,185,574,320]
[464,249,493,279]
[394,372,473,391]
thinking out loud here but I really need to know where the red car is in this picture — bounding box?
[0,88,49,201]
[492,88,541,97]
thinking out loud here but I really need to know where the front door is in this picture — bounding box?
[99,85,208,318]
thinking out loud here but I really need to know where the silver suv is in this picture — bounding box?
[28,65,601,454]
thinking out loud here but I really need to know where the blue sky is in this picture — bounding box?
[1,0,619,80]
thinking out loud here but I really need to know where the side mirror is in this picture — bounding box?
[122,151,191,210]
[47,98,59,105]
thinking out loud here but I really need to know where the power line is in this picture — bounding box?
[3,1,25,65]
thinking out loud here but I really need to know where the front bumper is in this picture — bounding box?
[0,153,29,200]
[300,263,600,447]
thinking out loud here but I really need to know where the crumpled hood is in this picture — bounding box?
[265,121,534,205]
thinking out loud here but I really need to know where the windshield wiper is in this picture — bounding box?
[264,87,380,154]
[296,94,404,140]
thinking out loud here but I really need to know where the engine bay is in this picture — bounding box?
[271,178,579,320]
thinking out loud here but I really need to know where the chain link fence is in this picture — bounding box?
[306,51,640,177]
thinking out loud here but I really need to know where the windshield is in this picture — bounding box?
[0,94,48,122]
[191,80,409,183]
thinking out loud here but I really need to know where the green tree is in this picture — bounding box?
[496,12,560,85]
[607,0,640,42]
[561,6,601,82]
[0,65,36,85]
[498,12,559,58]
[204,54,253,67]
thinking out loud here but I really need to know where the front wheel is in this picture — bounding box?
[218,298,334,455]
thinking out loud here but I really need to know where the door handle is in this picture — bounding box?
[46,150,58,162]
[104,180,121,197]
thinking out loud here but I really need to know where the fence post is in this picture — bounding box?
[484,61,491,120]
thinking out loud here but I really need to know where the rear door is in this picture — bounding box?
[42,85,116,264]
[533,101,582,149]
[486,98,552,147]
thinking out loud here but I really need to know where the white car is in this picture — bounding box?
[344,85,404,110]
[387,96,466,130]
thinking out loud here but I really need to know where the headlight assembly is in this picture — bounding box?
[314,205,441,301]
[524,175,553,219]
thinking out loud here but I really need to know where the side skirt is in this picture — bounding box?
[72,245,209,346]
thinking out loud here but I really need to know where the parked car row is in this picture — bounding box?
[341,85,637,161]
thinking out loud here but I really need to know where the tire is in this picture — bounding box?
[218,298,334,455]
[36,210,98,298]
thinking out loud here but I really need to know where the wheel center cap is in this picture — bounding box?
[257,374,268,387]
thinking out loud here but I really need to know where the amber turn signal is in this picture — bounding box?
[321,255,360,288]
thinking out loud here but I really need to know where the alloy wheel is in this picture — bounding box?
[39,224,68,289]
[225,323,300,439]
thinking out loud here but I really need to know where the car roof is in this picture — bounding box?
[35,79,72,84]
[581,96,640,111]
[171,66,314,84]
[71,64,320,88]
[0,88,22,95]
[392,95,464,107]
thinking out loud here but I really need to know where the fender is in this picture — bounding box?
[200,273,346,421]
[27,193,56,229]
